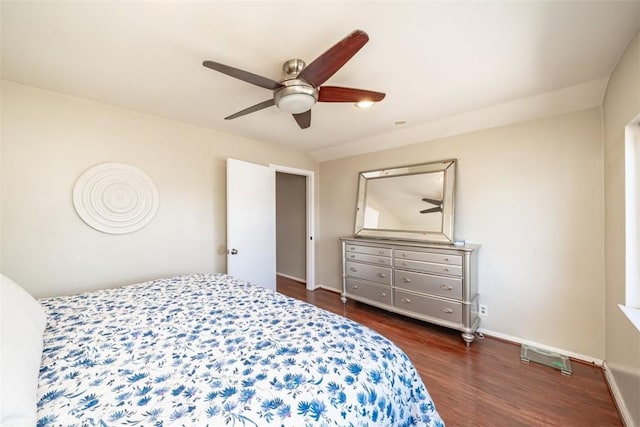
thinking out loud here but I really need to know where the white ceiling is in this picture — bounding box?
[2,1,639,161]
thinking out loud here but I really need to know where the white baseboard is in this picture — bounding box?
[276,272,306,284]
[603,361,637,427]
[477,327,604,366]
[316,284,341,294]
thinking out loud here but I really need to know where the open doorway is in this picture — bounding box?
[271,165,315,290]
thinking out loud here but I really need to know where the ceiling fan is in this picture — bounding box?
[202,29,385,129]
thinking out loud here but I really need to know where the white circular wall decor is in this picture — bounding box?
[73,162,159,234]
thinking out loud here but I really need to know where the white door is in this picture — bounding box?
[226,158,276,290]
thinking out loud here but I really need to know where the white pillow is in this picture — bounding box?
[0,273,47,426]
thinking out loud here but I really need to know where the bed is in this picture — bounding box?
[2,273,444,426]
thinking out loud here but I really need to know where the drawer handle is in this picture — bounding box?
[377,273,387,278]
[443,268,449,272]
[402,262,407,266]
[444,258,450,262]
[402,277,411,283]
[378,292,387,297]
[350,254,356,258]
[402,252,407,257]
[350,267,358,272]
[351,285,358,289]
[440,285,453,290]
[350,247,356,250]
[441,308,454,314]
[400,298,411,303]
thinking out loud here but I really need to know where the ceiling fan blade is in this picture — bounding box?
[420,206,443,214]
[297,30,369,87]
[422,197,443,206]
[225,99,275,120]
[318,86,386,103]
[203,60,283,90]
[293,110,311,129]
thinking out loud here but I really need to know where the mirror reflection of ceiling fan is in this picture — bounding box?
[202,30,385,129]
[420,197,443,214]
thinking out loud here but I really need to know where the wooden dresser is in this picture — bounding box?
[341,237,480,345]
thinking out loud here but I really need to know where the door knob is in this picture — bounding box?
[228,248,239,255]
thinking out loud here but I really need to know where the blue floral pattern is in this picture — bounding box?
[37,274,444,426]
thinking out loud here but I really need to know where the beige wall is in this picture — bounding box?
[0,80,318,298]
[319,108,605,358]
[603,30,640,426]
[276,172,306,281]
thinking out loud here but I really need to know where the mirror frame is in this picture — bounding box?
[354,159,456,243]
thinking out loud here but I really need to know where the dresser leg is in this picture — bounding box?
[462,332,475,346]
[340,295,347,304]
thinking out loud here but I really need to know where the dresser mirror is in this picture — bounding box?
[354,159,456,243]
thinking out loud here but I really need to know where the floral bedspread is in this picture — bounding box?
[36,274,444,426]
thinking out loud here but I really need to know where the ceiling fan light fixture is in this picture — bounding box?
[276,93,316,114]
[274,82,318,114]
[355,100,374,109]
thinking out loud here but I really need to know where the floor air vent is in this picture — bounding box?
[520,344,572,376]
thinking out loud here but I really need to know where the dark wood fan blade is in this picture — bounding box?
[297,30,369,87]
[225,99,275,120]
[293,110,311,129]
[203,60,283,90]
[318,86,385,102]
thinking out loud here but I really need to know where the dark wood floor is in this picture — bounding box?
[277,276,622,427]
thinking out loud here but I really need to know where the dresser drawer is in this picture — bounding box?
[345,278,392,305]
[394,270,463,300]
[345,261,391,285]
[345,251,391,267]
[394,290,463,324]
[394,258,462,276]
[395,249,462,266]
[345,244,391,257]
